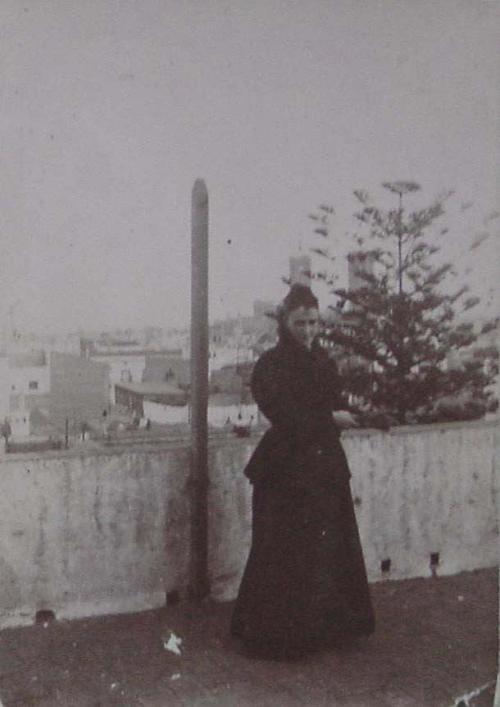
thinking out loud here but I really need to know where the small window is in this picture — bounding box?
[29,381,39,390]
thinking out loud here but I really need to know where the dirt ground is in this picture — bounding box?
[0,568,497,706]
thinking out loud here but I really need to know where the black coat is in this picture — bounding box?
[231,329,375,654]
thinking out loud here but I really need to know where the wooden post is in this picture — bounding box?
[189,178,210,600]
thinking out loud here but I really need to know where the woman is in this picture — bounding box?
[231,284,375,659]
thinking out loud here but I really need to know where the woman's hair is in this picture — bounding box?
[281,283,319,316]
[276,284,319,338]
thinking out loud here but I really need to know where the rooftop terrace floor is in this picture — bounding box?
[0,568,497,706]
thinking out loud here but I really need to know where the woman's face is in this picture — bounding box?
[285,306,320,350]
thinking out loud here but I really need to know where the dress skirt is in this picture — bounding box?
[231,442,375,655]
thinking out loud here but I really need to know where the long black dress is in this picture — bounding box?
[231,329,375,656]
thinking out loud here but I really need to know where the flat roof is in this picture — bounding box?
[115,382,186,396]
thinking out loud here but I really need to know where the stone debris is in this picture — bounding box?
[170,673,181,681]
[163,631,182,656]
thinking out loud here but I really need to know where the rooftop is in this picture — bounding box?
[0,568,496,706]
[115,381,187,396]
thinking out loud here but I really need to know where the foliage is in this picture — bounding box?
[310,183,498,425]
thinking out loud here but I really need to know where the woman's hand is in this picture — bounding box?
[332,410,359,429]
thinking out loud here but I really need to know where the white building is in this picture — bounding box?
[9,398,31,438]
[8,360,50,399]
[0,352,48,439]
[143,399,258,428]
[290,254,312,286]
[91,353,147,403]
[143,400,189,426]
[209,342,255,373]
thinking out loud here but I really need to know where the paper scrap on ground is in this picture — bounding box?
[163,631,183,656]
[170,673,181,681]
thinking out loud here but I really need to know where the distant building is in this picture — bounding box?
[8,397,30,439]
[347,251,375,293]
[142,395,258,429]
[142,400,189,426]
[318,251,378,373]
[82,337,186,403]
[252,331,278,357]
[209,343,254,373]
[253,300,276,319]
[210,362,253,400]
[50,352,110,433]
[84,346,146,402]
[208,304,277,361]
[289,254,312,286]
[0,351,50,438]
[115,381,188,418]
[8,350,50,414]
[206,393,258,428]
[142,354,190,389]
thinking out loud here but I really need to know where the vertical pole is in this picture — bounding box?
[495,423,500,707]
[396,190,404,423]
[397,191,403,295]
[189,178,210,600]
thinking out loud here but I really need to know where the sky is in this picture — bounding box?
[1,0,498,334]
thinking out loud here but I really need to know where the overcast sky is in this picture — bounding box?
[1,0,498,334]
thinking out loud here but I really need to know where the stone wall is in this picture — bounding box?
[208,420,499,600]
[0,420,497,628]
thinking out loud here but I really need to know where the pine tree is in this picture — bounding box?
[310,182,498,426]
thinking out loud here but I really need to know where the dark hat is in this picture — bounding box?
[281,284,319,315]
